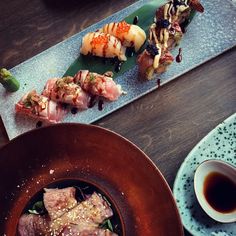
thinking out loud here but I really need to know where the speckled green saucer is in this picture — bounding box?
[173,113,236,236]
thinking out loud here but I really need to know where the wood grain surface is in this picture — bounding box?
[0,1,236,235]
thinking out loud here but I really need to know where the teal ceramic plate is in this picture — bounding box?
[173,113,236,236]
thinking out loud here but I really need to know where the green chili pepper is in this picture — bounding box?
[0,68,20,92]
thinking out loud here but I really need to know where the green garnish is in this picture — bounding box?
[100,219,114,232]
[89,73,95,82]
[0,68,20,92]
[28,201,46,215]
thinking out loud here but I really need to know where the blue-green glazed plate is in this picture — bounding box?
[173,113,236,236]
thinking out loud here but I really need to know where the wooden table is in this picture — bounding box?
[0,0,235,235]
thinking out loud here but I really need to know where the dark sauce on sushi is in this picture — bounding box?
[61,103,69,110]
[126,47,135,57]
[36,121,43,128]
[204,172,236,213]
[133,16,139,25]
[115,61,123,73]
[71,107,78,114]
[22,179,123,235]
[88,95,98,108]
[176,48,182,63]
[98,99,104,111]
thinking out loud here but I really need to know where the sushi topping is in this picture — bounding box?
[146,43,159,57]
[91,34,109,46]
[23,90,47,112]
[169,27,176,35]
[116,21,131,34]
[173,0,188,9]
[156,19,170,28]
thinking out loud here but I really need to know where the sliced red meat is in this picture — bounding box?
[43,187,77,220]
[18,214,49,236]
[61,225,118,236]
[50,192,113,233]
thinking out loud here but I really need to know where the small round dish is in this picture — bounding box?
[0,123,183,236]
[194,160,236,223]
[173,113,236,236]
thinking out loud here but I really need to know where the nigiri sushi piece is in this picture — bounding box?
[15,90,65,123]
[137,44,174,80]
[42,76,90,109]
[80,32,127,61]
[99,21,146,52]
[74,70,123,101]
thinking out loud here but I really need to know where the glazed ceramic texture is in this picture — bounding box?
[173,113,236,236]
[0,124,183,236]
[0,0,236,139]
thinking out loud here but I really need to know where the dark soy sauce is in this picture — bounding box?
[126,47,135,57]
[71,107,78,114]
[88,95,98,108]
[133,16,139,25]
[98,99,104,111]
[36,121,43,128]
[22,179,122,235]
[204,172,236,213]
[176,48,182,63]
[114,61,123,73]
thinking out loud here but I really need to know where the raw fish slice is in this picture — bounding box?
[44,187,77,220]
[74,70,123,101]
[15,90,65,123]
[80,32,127,61]
[99,21,146,52]
[42,76,90,109]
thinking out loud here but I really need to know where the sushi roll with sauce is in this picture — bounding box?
[99,21,146,52]
[15,90,65,123]
[137,25,174,80]
[137,0,204,80]
[42,76,90,109]
[80,32,127,61]
[155,0,204,49]
[74,70,123,101]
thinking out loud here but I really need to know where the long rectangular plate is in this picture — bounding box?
[0,0,236,140]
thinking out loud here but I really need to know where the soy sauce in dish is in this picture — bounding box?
[203,172,236,213]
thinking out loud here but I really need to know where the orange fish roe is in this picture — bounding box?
[91,34,109,46]
[116,21,131,34]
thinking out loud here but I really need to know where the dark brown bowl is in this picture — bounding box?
[0,124,183,235]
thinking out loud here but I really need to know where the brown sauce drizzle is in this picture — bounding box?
[133,16,139,25]
[71,107,78,114]
[126,47,135,57]
[176,48,182,63]
[98,99,104,111]
[114,61,123,73]
[88,95,98,108]
[36,121,43,128]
